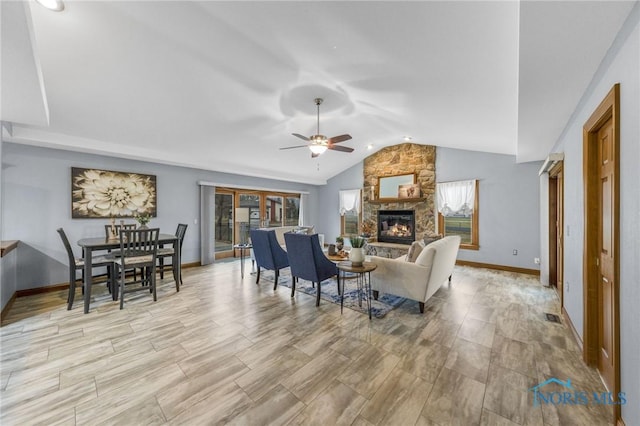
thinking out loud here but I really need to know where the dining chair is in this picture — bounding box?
[105,223,138,278]
[250,229,289,290]
[284,232,340,306]
[57,228,116,310]
[104,223,137,240]
[157,223,187,289]
[115,228,160,309]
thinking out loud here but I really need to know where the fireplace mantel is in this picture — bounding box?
[369,197,427,204]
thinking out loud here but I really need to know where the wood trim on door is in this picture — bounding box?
[583,83,621,424]
[549,162,563,308]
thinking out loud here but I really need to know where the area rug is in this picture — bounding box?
[257,270,406,318]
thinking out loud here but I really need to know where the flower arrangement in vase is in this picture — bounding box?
[349,235,366,267]
[134,213,151,229]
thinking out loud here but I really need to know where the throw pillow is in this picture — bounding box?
[406,240,425,263]
[423,234,442,246]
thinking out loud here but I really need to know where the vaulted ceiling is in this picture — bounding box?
[1,1,635,184]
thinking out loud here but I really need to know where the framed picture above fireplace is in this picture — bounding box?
[398,183,420,199]
[378,173,415,199]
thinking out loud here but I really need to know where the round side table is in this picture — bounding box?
[336,261,377,320]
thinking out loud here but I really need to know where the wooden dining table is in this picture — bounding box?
[77,233,180,314]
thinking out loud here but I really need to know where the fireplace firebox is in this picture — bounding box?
[377,210,415,244]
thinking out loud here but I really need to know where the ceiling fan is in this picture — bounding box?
[281,98,354,158]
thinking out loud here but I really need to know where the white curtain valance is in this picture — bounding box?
[339,189,361,215]
[437,180,476,217]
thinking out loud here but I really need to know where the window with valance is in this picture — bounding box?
[436,180,479,249]
[339,189,361,236]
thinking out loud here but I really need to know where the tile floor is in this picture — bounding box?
[0,261,613,425]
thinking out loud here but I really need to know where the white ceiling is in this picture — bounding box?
[1,1,635,185]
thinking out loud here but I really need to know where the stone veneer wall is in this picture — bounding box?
[363,143,436,242]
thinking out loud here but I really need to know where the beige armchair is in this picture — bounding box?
[370,236,461,313]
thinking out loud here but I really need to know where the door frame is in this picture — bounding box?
[548,162,563,307]
[583,83,620,422]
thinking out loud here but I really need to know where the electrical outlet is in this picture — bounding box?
[194,218,198,224]
[566,281,569,292]
[534,257,540,264]
[512,249,518,255]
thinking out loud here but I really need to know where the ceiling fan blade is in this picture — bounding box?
[292,133,310,141]
[280,145,309,150]
[328,145,354,153]
[327,134,352,144]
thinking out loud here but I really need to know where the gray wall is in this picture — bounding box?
[0,142,318,299]
[436,147,542,269]
[1,246,17,313]
[544,3,639,423]
[315,161,364,243]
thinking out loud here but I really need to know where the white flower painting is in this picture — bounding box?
[71,168,157,218]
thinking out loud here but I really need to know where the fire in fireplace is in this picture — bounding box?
[377,210,415,244]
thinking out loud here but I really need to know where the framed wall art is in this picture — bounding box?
[71,167,157,218]
[398,183,420,199]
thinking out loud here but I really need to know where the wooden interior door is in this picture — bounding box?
[548,163,563,307]
[548,177,558,287]
[556,168,564,307]
[583,83,620,423]
[597,117,615,392]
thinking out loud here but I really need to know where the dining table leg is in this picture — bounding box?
[83,246,93,314]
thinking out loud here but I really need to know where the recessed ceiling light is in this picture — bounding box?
[403,136,412,142]
[35,0,65,12]
[367,144,374,150]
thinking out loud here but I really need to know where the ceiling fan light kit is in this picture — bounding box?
[309,144,328,155]
[36,0,65,11]
[281,98,354,157]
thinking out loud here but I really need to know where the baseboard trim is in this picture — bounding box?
[13,262,199,299]
[16,282,73,297]
[562,306,584,352]
[455,260,540,276]
[1,292,17,322]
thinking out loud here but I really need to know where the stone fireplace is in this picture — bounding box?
[362,143,436,243]
[377,210,415,244]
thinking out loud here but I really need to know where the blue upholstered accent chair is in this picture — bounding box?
[284,232,340,307]
[250,229,290,290]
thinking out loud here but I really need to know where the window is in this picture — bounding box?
[437,180,479,250]
[339,189,362,236]
[342,210,360,235]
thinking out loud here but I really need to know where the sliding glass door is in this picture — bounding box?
[211,188,302,260]
[265,195,283,228]
[238,193,261,244]
[214,191,234,258]
[285,196,300,226]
